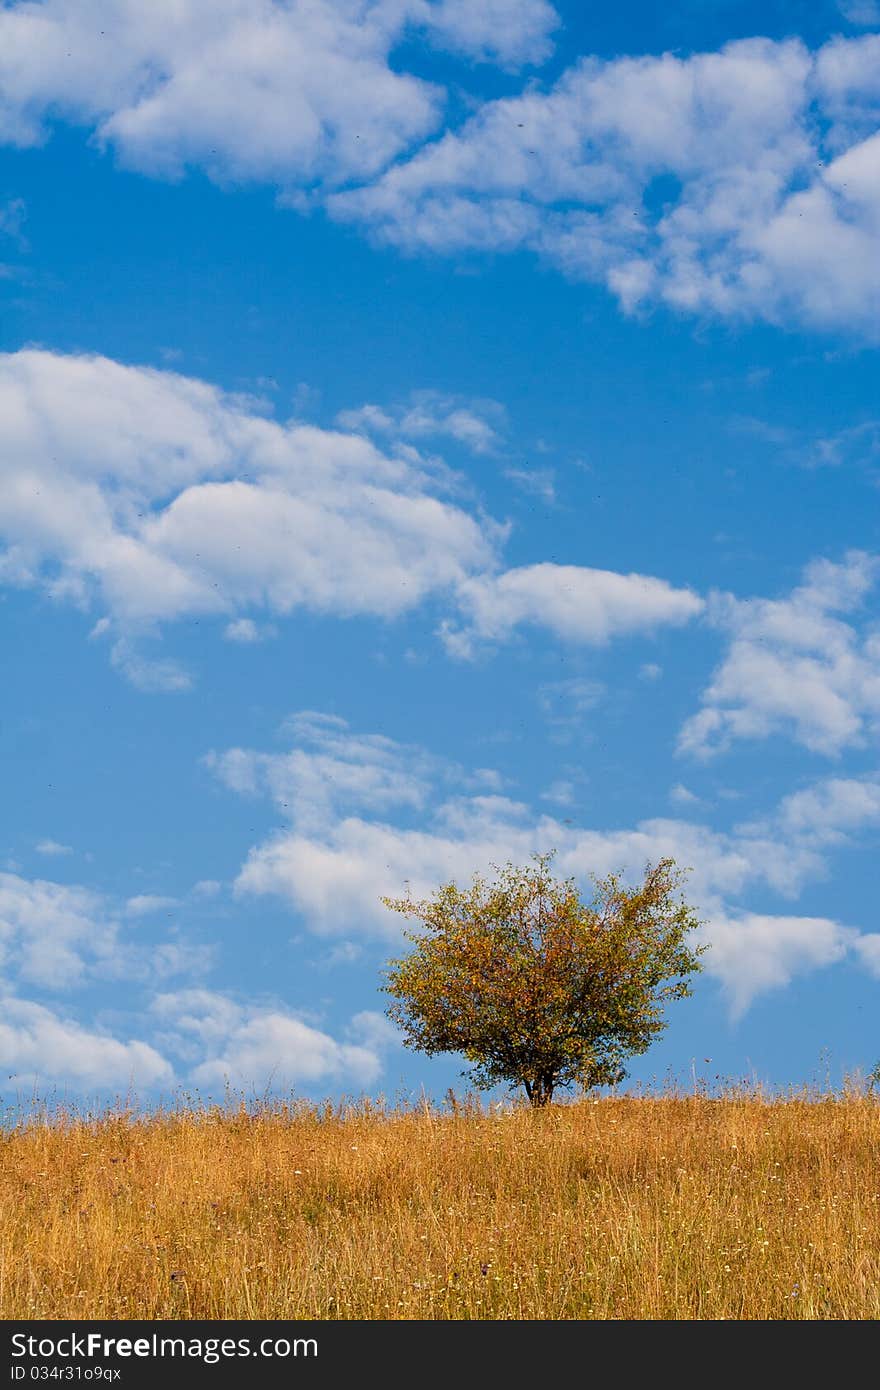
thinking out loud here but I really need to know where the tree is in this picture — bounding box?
[382,854,704,1107]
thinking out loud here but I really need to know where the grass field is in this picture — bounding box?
[4,1088,880,1319]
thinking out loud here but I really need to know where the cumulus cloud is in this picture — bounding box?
[205,710,440,833]
[773,774,880,841]
[851,933,880,976]
[151,989,391,1091]
[346,1009,401,1051]
[149,941,216,980]
[234,807,869,1015]
[441,563,704,656]
[209,713,880,1012]
[0,871,208,992]
[191,1016,381,1091]
[0,996,172,1089]
[5,14,880,331]
[700,912,856,1018]
[0,349,701,682]
[0,0,555,188]
[0,872,121,990]
[416,0,558,68]
[0,349,496,653]
[209,714,801,937]
[679,551,880,758]
[329,33,880,334]
[231,804,822,945]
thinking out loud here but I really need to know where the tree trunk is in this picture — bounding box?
[525,1079,554,1107]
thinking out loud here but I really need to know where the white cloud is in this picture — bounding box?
[504,465,556,502]
[0,996,172,1088]
[416,0,557,68]
[149,941,215,979]
[0,872,120,989]
[538,676,604,731]
[210,721,748,937]
[6,13,880,332]
[346,1009,400,1051]
[329,33,880,334]
[192,879,222,898]
[320,941,364,968]
[773,775,880,841]
[816,34,880,150]
[192,1016,381,1091]
[232,807,819,946]
[151,988,244,1048]
[443,563,704,655]
[34,839,73,856]
[125,894,178,918]
[232,800,870,1015]
[736,416,880,472]
[224,618,258,642]
[235,801,844,1027]
[679,551,880,758]
[0,351,706,681]
[223,617,275,643]
[109,639,194,693]
[0,350,497,668]
[4,17,880,332]
[540,779,575,806]
[0,0,555,189]
[0,2,437,184]
[670,783,702,807]
[205,710,439,832]
[851,933,880,976]
[0,871,211,992]
[337,391,506,454]
[838,0,880,24]
[0,197,26,247]
[151,989,387,1091]
[808,420,880,471]
[212,713,880,1013]
[701,912,856,1018]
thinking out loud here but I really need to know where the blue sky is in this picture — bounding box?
[1,0,880,1105]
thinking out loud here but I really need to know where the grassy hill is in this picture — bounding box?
[3,1088,880,1319]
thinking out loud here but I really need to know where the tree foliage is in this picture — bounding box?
[382,854,704,1107]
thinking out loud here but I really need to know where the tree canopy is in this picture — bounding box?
[382,854,704,1107]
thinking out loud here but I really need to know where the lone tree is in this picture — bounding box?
[382,854,703,1107]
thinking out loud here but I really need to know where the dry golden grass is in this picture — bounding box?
[4,1089,880,1319]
